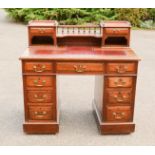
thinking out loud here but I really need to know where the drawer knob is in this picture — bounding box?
[116,65,127,74]
[114,78,126,87]
[74,65,86,73]
[33,65,46,73]
[33,78,46,87]
[34,94,47,102]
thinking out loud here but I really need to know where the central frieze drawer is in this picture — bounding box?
[56,62,104,73]
[24,62,53,73]
[107,63,136,74]
[25,76,54,87]
[106,106,132,122]
[107,77,133,88]
[27,90,54,103]
[28,106,55,120]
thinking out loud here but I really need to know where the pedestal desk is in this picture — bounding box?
[20,20,140,134]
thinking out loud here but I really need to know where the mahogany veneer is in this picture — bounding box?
[20,20,140,134]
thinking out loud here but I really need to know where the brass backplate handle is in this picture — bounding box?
[114,78,126,87]
[34,111,47,115]
[114,92,128,102]
[39,28,45,34]
[33,65,46,73]
[112,112,125,119]
[116,65,128,73]
[33,79,46,87]
[34,94,47,102]
[74,65,86,73]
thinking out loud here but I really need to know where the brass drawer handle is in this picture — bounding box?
[33,78,46,87]
[39,28,45,34]
[114,92,128,102]
[114,78,126,87]
[34,94,47,102]
[116,65,128,74]
[114,95,124,102]
[33,65,46,73]
[34,111,47,116]
[112,112,125,120]
[74,65,86,73]
[113,29,117,33]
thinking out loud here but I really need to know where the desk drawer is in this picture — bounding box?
[30,28,55,35]
[106,89,132,104]
[107,63,136,74]
[107,77,133,88]
[25,76,54,87]
[106,106,132,122]
[28,106,55,120]
[27,90,54,103]
[104,28,129,35]
[24,62,53,73]
[56,62,104,73]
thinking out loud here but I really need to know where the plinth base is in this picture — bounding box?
[92,101,135,134]
[23,122,59,134]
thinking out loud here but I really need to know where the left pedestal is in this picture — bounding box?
[21,61,59,134]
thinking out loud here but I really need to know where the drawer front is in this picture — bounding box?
[25,76,54,87]
[107,63,136,74]
[105,28,129,35]
[24,62,53,73]
[30,28,55,35]
[106,89,132,104]
[106,106,132,122]
[29,106,55,120]
[56,62,104,73]
[27,90,54,103]
[107,77,133,88]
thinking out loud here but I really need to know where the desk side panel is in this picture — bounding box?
[94,75,104,119]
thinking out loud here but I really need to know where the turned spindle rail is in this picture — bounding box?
[57,25,102,37]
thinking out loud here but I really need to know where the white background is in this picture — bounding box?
[0,0,155,8]
[0,0,155,154]
[1,146,155,155]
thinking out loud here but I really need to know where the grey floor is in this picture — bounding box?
[0,9,155,146]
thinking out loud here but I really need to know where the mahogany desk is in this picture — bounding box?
[20,20,140,134]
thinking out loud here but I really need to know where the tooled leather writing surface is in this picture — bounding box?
[20,46,139,61]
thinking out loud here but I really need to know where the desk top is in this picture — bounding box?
[20,46,140,61]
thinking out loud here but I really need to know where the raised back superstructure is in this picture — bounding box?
[28,20,131,47]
